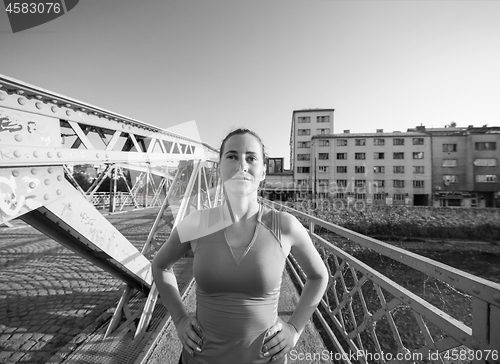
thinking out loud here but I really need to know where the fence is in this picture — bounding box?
[263,199,500,363]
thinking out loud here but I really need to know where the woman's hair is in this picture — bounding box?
[219,128,268,164]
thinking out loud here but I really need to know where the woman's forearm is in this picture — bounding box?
[286,275,328,333]
[152,265,188,326]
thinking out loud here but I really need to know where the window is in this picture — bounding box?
[393,180,405,188]
[475,175,498,182]
[413,152,424,159]
[298,141,310,148]
[317,128,330,135]
[374,193,385,200]
[355,166,365,173]
[337,153,347,160]
[318,153,329,160]
[355,193,366,200]
[334,193,345,199]
[336,179,347,187]
[413,166,425,174]
[317,116,330,123]
[475,142,496,151]
[297,167,310,173]
[318,139,329,147]
[298,116,310,123]
[355,180,365,187]
[413,138,424,145]
[355,153,366,160]
[297,179,308,186]
[393,138,405,146]
[374,152,385,159]
[374,138,385,146]
[337,166,347,173]
[298,129,310,136]
[443,144,457,152]
[318,179,329,186]
[374,180,385,187]
[297,154,310,161]
[373,166,385,173]
[443,175,458,183]
[337,139,348,146]
[355,139,366,146]
[393,166,405,173]
[393,152,404,159]
[474,159,497,167]
[413,180,425,188]
[394,193,406,201]
[318,166,329,173]
[443,159,458,167]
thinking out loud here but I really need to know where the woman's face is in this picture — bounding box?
[220,133,266,196]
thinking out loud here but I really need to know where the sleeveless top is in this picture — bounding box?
[181,203,288,364]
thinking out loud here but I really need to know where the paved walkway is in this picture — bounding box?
[0,208,161,364]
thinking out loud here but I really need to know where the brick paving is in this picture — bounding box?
[0,208,162,364]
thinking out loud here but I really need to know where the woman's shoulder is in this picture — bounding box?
[260,204,301,235]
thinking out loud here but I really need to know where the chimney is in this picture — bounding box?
[376,129,383,133]
[343,130,350,134]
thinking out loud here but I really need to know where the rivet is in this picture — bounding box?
[472,286,480,294]
[13,150,22,158]
[35,95,42,100]
[14,134,22,142]
[16,90,24,95]
[44,179,50,185]
[68,202,72,207]
[48,167,54,174]
[33,151,40,158]
[494,293,500,303]
[11,170,19,177]
[0,92,6,101]
[51,106,57,113]
[459,334,467,341]
[47,151,53,158]
[18,97,26,105]
[56,189,62,195]
[52,99,58,104]
[44,194,50,200]
[57,175,63,181]
[105,154,109,159]
[57,151,62,158]
[31,168,38,175]
[65,103,71,108]
[80,108,86,112]
[35,102,43,109]
[96,153,100,158]
[29,182,36,189]
[66,110,72,116]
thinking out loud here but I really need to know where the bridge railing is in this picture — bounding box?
[262,199,500,364]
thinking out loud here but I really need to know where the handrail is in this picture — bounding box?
[262,199,500,362]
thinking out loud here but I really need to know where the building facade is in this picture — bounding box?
[285,108,500,207]
[410,126,500,207]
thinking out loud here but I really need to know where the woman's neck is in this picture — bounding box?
[223,192,260,222]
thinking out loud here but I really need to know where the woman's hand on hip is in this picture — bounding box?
[175,313,203,357]
[261,319,300,362]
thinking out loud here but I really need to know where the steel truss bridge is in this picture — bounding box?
[1,74,499,363]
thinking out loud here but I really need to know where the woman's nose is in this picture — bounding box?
[238,160,248,172]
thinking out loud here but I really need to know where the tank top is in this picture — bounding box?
[181,203,287,364]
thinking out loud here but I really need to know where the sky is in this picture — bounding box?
[1,0,500,168]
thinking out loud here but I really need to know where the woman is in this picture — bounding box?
[152,128,328,364]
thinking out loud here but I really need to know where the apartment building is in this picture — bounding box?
[289,109,335,199]
[409,126,500,207]
[310,129,432,205]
